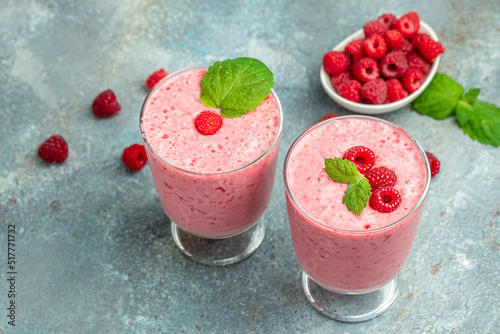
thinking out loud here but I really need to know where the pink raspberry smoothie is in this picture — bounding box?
[284,116,430,293]
[141,64,282,238]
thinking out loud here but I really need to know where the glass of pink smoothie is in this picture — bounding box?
[284,115,430,321]
[140,63,283,266]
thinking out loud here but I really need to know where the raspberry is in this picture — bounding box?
[369,187,402,213]
[399,39,414,54]
[331,71,353,91]
[393,12,420,39]
[384,30,405,50]
[401,68,426,93]
[379,50,408,79]
[363,35,387,60]
[92,89,121,118]
[363,20,387,38]
[365,167,397,190]
[351,57,380,83]
[360,78,387,105]
[386,78,409,102]
[319,113,339,122]
[342,146,375,173]
[122,144,148,171]
[417,37,445,63]
[323,51,351,75]
[37,135,69,164]
[345,39,365,63]
[410,33,431,48]
[378,13,397,29]
[194,110,223,135]
[337,80,362,102]
[145,69,168,90]
[425,151,440,177]
[407,51,430,74]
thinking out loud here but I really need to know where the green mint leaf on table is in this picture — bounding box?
[412,73,464,120]
[324,158,360,184]
[461,100,500,147]
[200,57,274,118]
[463,88,480,105]
[342,178,371,216]
[324,158,371,216]
[456,89,480,126]
[456,100,474,127]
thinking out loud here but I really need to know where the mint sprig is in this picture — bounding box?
[200,57,274,118]
[324,158,371,216]
[412,73,500,147]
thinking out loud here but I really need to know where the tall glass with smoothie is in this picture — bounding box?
[141,58,282,265]
[284,115,430,321]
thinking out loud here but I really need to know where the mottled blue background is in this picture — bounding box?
[1,0,499,333]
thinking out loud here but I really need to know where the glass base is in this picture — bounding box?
[171,219,265,266]
[302,272,399,322]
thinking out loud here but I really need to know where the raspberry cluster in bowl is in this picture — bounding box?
[322,12,444,107]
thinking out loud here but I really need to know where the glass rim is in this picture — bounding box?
[283,115,431,234]
[139,63,284,176]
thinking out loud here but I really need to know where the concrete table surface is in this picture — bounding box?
[1,0,499,333]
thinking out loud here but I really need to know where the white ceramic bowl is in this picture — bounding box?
[320,21,440,115]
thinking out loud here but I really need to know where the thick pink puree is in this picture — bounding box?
[285,117,428,293]
[142,66,281,238]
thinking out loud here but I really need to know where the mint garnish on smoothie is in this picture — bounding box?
[200,57,274,118]
[324,158,371,216]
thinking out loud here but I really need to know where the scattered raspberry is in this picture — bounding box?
[345,39,365,63]
[393,12,420,38]
[92,89,121,118]
[416,37,445,63]
[337,80,362,102]
[378,13,397,29]
[194,110,223,135]
[145,69,168,90]
[351,57,380,83]
[122,144,148,171]
[379,51,408,79]
[360,78,387,105]
[323,51,351,75]
[369,187,402,213]
[407,51,431,74]
[401,68,426,93]
[319,113,339,122]
[386,78,409,102]
[342,146,375,173]
[384,30,405,50]
[365,167,397,190]
[331,71,353,91]
[37,135,69,164]
[363,35,387,60]
[363,20,387,38]
[425,151,440,177]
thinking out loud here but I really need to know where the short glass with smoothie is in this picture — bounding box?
[141,60,282,265]
[284,115,430,321]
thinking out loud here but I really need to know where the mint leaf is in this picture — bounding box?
[456,100,474,127]
[200,57,274,118]
[463,88,480,105]
[342,178,371,216]
[461,100,500,147]
[324,158,371,216]
[324,158,360,184]
[412,73,464,120]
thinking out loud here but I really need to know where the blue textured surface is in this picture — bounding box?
[1,0,499,333]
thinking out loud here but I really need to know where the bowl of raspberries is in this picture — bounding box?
[320,11,445,114]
